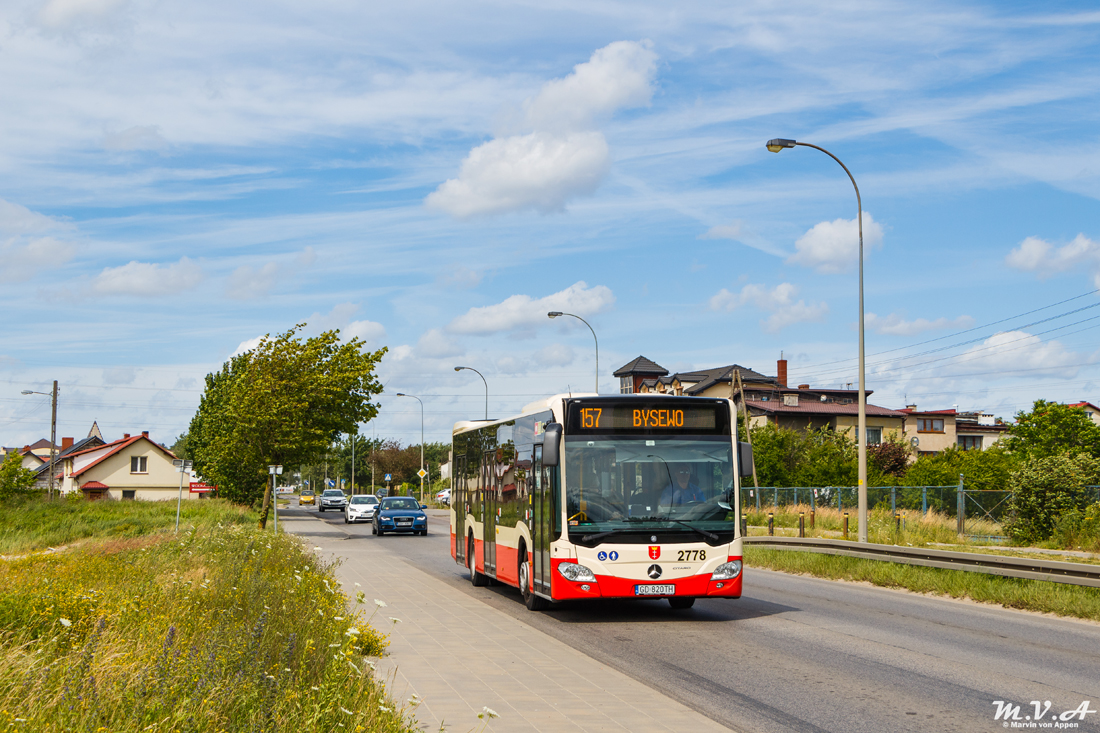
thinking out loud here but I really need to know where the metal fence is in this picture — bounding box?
[739,482,1100,537]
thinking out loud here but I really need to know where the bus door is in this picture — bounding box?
[532,445,550,594]
[483,451,497,575]
[454,455,466,564]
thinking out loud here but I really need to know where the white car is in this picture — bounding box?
[345,494,380,524]
[435,488,451,506]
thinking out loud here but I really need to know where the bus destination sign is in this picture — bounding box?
[567,401,725,434]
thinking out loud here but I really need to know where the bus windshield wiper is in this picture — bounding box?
[579,527,634,543]
[632,516,721,541]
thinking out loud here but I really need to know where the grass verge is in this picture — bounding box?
[745,546,1100,622]
[0,495,257,555]
[0,500,414,732]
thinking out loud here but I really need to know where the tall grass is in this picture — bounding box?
[744,503,1003,546]
[0,514,414,731]
[0,495,256,555]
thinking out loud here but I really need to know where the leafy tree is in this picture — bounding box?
[187,325,386,526]
[747,423,803,487]
[0,451,37,500]
[1004,453,1100,543]
[170,431,190,461]
[868,438,911,479]
[791,428,857,488]
[1003,399,1100,460]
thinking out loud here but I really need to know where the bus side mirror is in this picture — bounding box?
[542,423,563,467]
[738,442,753,477]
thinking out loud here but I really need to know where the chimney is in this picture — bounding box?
[123,433,130,439]
[798,384,810,390]
[141,431,149,438]
[777,356,788,387]
[62,437,73,450]
[906,404,917,411]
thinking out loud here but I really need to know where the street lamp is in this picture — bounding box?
[268,464,283,531]
[21,381,58,499]
[767,137,868,543]
[395,393,425,503]
[173,458,194,533]
[454,366,488,420]
[547,311,599,394]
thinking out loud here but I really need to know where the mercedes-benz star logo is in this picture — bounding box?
[647,564,662,580]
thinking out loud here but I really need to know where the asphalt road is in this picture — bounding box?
[289,500,1100,733]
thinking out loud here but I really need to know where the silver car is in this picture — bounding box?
[345,494,379,524]
[318,489,347,512]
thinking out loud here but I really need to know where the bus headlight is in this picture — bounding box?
[711,560,742,580]
[557,562,596,582]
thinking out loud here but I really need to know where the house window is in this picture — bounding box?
[122,490,136,500]
[620,376,633,394]
[917,418,944,433]
[866,427,882,446]
[130,456,147,473]
[958,435,982,451]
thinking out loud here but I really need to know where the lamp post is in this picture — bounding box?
[21,381,58,499]
[173,458,193,533]
[766,137,867,543]
[547,311,599,394]
[268,464,283,531]
[396,393,425,503]
[454,366,488,420]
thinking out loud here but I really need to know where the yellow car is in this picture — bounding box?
[299,489,316,506]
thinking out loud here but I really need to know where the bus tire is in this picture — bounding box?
[669,597,696,610]
[519,544,550,611]
[468,535,488,587]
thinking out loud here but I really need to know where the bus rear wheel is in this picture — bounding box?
[468,535,488,587]
[668,597,696,610]
[519,545,549,611]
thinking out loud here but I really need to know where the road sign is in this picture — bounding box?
[384,473,392,482]
[417,469,427,479]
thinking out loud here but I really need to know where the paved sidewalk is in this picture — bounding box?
[282,512,732,733]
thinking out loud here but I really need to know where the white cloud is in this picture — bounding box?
[416,328,463,358]
[426,132,609,218]
[230,335,264,358]
[700,221,743,240]
[1006,234,1100,280]
[1,236,77,283]
[226,262,279,300]
[426,40,656,219]
[0,198,71,235]
[35,0,128,31]
[864,312,975,336]
[102,366,136,385]
[534,343,575,367]
[439,266,482,289]
[449,281,614,335]
[344,320,387,346]
[102,125,168,151]
[788,212,884,273]
[708,282,827,332]
[90,256,203,296]
[521,40,658,133]
[951,330,1079,377]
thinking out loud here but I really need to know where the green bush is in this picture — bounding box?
[1051,502,1100,552]
[1004,453,1100,544]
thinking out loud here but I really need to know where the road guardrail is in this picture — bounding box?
[743,536,1100,588]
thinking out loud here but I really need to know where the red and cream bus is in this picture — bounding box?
[450,394,749,610]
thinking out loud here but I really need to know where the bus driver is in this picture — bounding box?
[659,463,705,505]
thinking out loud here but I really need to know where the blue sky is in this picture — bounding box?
[3,0,1100,448]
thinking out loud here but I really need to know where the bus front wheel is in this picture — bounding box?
[519,545,549,611]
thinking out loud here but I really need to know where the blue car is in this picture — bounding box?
[372,496,428,536]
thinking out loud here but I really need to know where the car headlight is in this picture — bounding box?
[711,560,743,580]
[556,562,596,582]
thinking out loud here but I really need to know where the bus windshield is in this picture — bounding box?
[564,435,736,536]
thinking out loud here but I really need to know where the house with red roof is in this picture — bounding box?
[57,431,194,501]
[898,406,1008,455]
[1068,401,1100,426]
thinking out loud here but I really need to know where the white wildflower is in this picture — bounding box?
[340,707,353,715]
[334,616,343,620]
[374,599,387,608]
[388,617,401,624]
[58,619,71,628]
[345,628,359,636]
[379,706,391,713]
[311,686,320,691]
[354,582,361,587]
[479,706,499,719]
